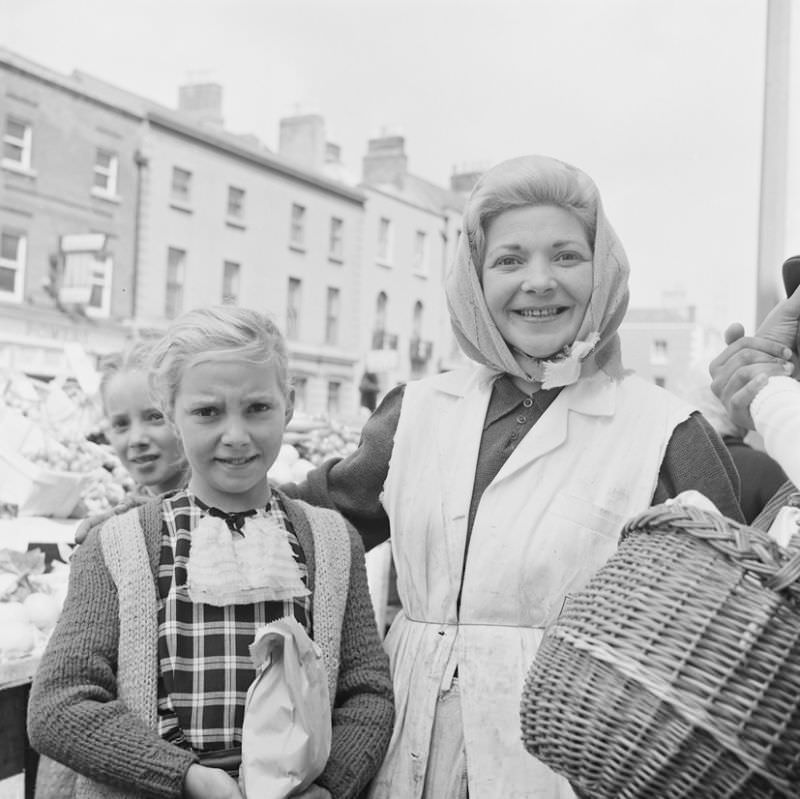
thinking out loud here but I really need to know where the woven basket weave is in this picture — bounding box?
[520,502,800,798]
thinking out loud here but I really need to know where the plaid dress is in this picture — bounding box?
[155,490,311,751]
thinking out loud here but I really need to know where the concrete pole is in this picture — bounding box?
[756,0,792,325]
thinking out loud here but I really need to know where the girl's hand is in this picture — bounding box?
[293,786,331,799]
[183,764,244,799]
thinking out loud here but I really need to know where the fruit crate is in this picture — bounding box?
[0,448,87,519]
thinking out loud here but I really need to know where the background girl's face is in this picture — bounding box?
[481,204,594,362]
[104,370,185,493]
[174,357,293,511]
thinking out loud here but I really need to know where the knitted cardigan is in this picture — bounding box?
[28,490,393,799]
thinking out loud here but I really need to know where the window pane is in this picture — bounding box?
[93,171,109,190]
[1,233,20,261]
[227,186,245,217]
[223,261,240,303]
[290,204,305,246]
[3,141,22,162]
[88,284,103,308]
[327,381,341,417]
[7,118,26,139]
[329,217,343,258]
[171,167,191,200]
[96,149,112,169]
[0,266,16,292]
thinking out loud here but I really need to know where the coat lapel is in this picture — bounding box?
[492,372,618,488]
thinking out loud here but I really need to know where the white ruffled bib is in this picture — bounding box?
[187,513,310,606]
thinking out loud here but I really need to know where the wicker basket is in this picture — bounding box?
[520,502,800,799]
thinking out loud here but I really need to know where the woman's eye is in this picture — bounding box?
[192,406,218,418]
[495,255,521,267]
[554,251,586,265]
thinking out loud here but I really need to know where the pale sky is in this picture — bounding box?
[4,0,768,332]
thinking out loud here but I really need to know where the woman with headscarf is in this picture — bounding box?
[286,155,743,798]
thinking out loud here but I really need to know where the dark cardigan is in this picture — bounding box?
[28,491,393,799]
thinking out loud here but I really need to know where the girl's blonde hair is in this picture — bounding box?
[98,340,157,413]
[149,306,290,418]
[464,155,599,270]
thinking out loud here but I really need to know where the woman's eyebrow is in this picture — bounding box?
[551,239,590,248]
[486,243,524,258]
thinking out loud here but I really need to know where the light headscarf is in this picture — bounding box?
[446,155,630,388]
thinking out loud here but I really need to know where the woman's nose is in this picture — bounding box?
[519,258,556,293]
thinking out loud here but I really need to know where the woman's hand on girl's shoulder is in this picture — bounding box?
[182,764,244,799]
[74,494,149,544]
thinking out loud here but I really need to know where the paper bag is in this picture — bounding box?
[240,616,332,799]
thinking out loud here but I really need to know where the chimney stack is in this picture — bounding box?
[450,162,485,194]
[178,83,224,129]
[362,133,408,188]
[279,114,326,171]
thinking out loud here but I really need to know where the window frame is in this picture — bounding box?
[413,230,428,274]
[326,380,341,417]
[290,203,306,249]
[83,255,113,318]
[170,166,193,205]
[165,247,187,319]
[325,286,341,346]
[222,260,241,305]
[227,185,245,219]
[0,229,26,303]
[286,277,302,340]
[377,217,392,264]
[329,216,344,260]
[92,148,119,197]
[2,116,33,171]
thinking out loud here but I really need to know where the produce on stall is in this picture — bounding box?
[0,547,68,663]
[0,371,367,665]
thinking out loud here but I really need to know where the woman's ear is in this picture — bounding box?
[284,387,295,426]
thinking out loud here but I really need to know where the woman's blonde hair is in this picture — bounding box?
[464,155,599,270]
[149,306,290,418]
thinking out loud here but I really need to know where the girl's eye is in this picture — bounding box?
[145,410,164,423]
[192,406,218,418]
[249,402,271,414]
[110,419,129,432]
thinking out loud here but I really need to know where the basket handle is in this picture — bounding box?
[621,503,800,599]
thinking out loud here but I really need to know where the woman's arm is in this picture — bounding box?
[282,385,405,552]
[653,411,745,523]
[316,526,394,799]
[27,527,196,797]
[749,375,800,490]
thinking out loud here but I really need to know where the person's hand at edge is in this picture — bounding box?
[709,288,800,430]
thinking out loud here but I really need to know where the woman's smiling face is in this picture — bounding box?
[481,204,593,362]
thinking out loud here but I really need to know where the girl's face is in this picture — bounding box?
[104,370,185,494]
[481,204,593,362]
[174,358,293,511]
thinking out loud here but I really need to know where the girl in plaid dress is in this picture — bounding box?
[29,306,393,799]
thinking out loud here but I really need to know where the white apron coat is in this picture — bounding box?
[368,364,692,799]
